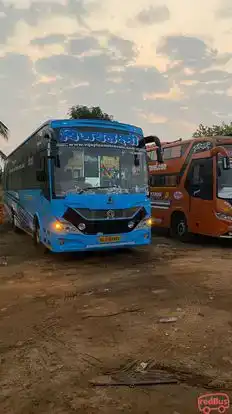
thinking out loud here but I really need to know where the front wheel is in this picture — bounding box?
[33,222,41,246]
[170,214,191,242]
[33,221,50,254]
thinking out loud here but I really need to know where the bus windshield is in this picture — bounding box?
[53,145,148,197]
[217,147,232,199]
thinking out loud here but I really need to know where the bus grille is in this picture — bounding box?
[73,207,138,220]
[63,207,146,235]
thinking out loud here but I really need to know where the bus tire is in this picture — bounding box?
[33,219,41,246]
[11,211,21,233]
[170,212,191,242]
[33,219,50,253]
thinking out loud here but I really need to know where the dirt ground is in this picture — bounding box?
[1,227,232,414]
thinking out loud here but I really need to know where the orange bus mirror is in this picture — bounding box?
[222,157,230,170]
[144,135,164,163]
[210,146,231,169]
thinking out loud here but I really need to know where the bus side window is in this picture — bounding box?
[185,158,213,200]
[149,174,178,187]
[37,151,50,199]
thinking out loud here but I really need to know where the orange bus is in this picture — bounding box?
[145,135,232,241]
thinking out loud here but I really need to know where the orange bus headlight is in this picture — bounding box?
[51,219,80,233]
[53,221,64,231]
[215,212,232,222]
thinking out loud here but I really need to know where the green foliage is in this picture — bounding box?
[68,105,114,121]
[193,122,232,137]
[0,121,8,140]
[0,151,6,186]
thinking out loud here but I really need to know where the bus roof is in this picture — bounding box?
[147,135,232,175]
[6,118,143,159]
[158,136,232,148]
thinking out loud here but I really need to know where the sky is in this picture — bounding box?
[1,0,232,154]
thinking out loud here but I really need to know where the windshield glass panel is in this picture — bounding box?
[54,146,148,197]
[217,145,232,199]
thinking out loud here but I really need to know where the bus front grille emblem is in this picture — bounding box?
[106,210,115,219]
[107,196,113,204]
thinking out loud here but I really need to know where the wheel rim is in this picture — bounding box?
[177,221,186,236]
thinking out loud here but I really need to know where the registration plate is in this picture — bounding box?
[99,235,121,243]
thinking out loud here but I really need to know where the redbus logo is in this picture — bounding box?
[198,393,230,413]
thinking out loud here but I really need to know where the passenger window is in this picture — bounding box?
[149,174,179,187]
[185,158,213,200]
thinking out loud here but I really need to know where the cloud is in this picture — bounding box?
[215,3,232,19]
[157,35,217,70]
[134,5,170,25]
[30,34,66,45]
[144,82,184,101]
[2,0,232,153]
[140,113,168,124]
[68,36,99,54]
[0,0,92,51]
[2,0,78,11]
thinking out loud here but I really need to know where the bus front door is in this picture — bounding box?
[185,158,214,236]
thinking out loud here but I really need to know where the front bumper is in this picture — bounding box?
[48,229,151,252]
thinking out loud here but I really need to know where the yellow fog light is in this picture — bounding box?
[146,218,152,226]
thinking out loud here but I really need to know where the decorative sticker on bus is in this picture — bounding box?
[150,191,170,200]
[173,191,183,200]
[149,164,167,172]
[150,191,171,209]
[100,156,120,179]
[58,129,139,146]
[192,142,213,153]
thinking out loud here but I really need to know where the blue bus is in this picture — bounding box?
[3,119,152,252]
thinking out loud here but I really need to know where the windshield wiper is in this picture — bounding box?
[78,186,113,194]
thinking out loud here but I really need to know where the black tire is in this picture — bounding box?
[33,220,50,253]
[33,220,41,246]
[11,211,21,233]
[170,213,191,242]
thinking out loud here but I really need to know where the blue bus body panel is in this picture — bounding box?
[50,194,151,252]
[4,118,151,253]
[50,119,143,136]
[4,191,151,252]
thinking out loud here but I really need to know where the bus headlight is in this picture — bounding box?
[128,221,135,229]
[78,223,86,231]
[136,217,152,229]
[53,221,63,231]
[215,212,232,222]
[52,219,80,233]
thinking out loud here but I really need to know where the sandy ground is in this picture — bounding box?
[1,226,232,414]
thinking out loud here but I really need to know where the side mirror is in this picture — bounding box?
[222,157,230,170]
[144,135,164,163]
[36,171,47,182]
[211,146,231,170]
[50,138,60,168]
[134,154,140,166]
[54,155,60,168]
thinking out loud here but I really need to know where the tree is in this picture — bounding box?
[193,122,232,137]
[68,105,114,121]
[0,121,8,141]
[0,151,6,185]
